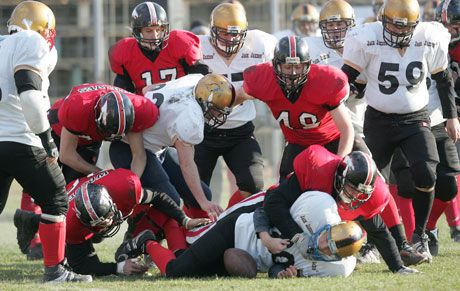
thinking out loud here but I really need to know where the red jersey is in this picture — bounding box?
[293,145,389,221]
[243,63,348,146]
[449,42,460,64]
[109,30,202,94]
[57,83,158,143]
[65,169,143,244]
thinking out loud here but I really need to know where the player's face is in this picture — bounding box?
[140,25,166,49]
[295,20,318,36]
[448,23,460,40]
[323,21,348,47]
[317,230,333,256]
[279,63,309,86]
[385,22,412,35]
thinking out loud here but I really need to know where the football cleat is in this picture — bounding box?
[115,230,157,262]
[426,228,439,256]
[27,243,43,261]
[395,265,420,275]
[13,209,40,254]
[44,259,92,283]
[399,241,428,266]
[450,226,460,242]
[412,233,432,263]
[356,243,381,264]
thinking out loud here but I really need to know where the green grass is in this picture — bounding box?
[1,181,460,290]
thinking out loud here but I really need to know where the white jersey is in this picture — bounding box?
[199,30,277,129]
[143,74,204,153]
[273,29,321,40]
[343,21,450,114]
[0,30,55,147]
[234,191,356,277]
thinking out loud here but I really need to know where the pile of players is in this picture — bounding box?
[2,0,460,283]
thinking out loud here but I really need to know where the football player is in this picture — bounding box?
[0,1,91,283]
[194,3,277,206]
[274,3,320,39]
[110,74,234,222]
[341,0,460,260]
[14,168,210,277]
[117,190,364,278]
[236,36,366,180]
[109,2,209,94]
[263,145,420,274]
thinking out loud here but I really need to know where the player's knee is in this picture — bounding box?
[435,176,458,202]
[410,161,436,190]
[40,186,68,217]
[395,168,415,198]
[237,175,264,194]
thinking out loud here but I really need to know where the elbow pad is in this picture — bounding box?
[19,90,51,134]
[432,69,458,119]
[341,64,361,84]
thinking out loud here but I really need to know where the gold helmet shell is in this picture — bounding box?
[195,74,235,129]
[210,3,248,57]
[382,0,420,48]
[7,1,56,48]
[291,3,319,37]
[319,0,355,49]
[329,221,365,258]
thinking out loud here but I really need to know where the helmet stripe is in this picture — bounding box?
[289,36,297,58]
[113,91,126,136]
[81,183,100,223]
[362,153,374,186]
[146,2,157,24]
[442,0,452,23]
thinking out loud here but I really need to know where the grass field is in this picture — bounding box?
[1,181,460,290]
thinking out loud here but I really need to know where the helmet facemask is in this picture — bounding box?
[211,25,247,57]
[198,99,232,129]
[320,18,354,49]
[133,23,170,52]
[306,224,343,261]
[274,60,311,100]
[382,15,418,48]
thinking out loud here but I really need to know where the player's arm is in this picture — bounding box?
[359,214,406,273]
[66,241,147,276]
[114,72,136,93]
[263,175,304,239]
[254,208,290,254]
[180,59,211,75]
[329,103,354,157]
[59,127,102,174]
[126,131,147,178]
[174,139,223,220]
[234,87,256,106]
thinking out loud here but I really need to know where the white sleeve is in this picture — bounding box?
[343,26,369,71]
[428,23,450,74]
[263,34,278,61]
[167,106,204,146]
[12,31,50,76]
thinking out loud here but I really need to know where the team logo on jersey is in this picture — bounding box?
[203,54,214,60]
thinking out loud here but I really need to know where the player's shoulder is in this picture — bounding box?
[244,62,272,76]
[12,30,49,58]
[247,29,277,43]
[109,37,137,61]
[346,22,381,43]
[169,29,200,45]
[415,22,449,44]
[311,63,347,83]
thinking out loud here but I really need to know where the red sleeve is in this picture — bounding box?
[323,66,349,109]
[127,93,159,132]
[108,38,129,75]
[58,91,90,133]
[105,169,142,216]
[243,65,262,99]
[170,30,202,66]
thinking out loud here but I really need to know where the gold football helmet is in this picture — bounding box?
[291,3,319,37]
[195,74,235,129]
[329,221,365,259]
[210,3,248,57]
[7,1,56,49]
[382,0,420,48]
[319,0,355,49]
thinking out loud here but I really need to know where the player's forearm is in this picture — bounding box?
[178,149,209,206]
[432,68,458,119]
[130,153,147,179]
[66,242,117,276]
[336,127,354,158]
[60,151,101,175]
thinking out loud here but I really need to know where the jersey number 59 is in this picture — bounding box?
[378,61,424,95]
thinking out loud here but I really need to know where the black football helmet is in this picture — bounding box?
[94,90,135,141]
[131,2,170,51]
[334,151,378,210]
[436,0,460,45]
[74,183,123,238]
[272,36,311,100]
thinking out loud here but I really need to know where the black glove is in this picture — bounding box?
[38,128,58,159]
[115,230,156,262]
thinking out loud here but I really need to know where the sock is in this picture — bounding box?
[397,196,415,241]
[227,190,245,209]
[389,184,398,198]
[39,220,66,267]
[183,206,208,219]
[445,198,460,227]
[164,218,187,252]
[380,195,401,228]
[21,192,42,247]
[389,224,407,249]
[412,189,434,236]
[146,240,176,275]
[427,198,448,230]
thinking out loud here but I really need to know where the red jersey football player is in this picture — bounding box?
[108,2,209,94]
[17,83,159,259]
[236,36,366,179]
[14,168,210,277]
[263,145,422,274]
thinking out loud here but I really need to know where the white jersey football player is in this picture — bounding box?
[305,0,366,136]
[195,2,277,201]
[0,1,91,283]
[273,3,321,40]
[342,0,460,260]
[111,73,235,220]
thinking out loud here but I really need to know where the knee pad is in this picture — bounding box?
[40,186,68,217]
[435,176,458,202]
[394,168,416,199]
[410,160,436,190]
[236,174,264,194]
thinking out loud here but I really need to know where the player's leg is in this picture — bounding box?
[194,132,223,186]
[279,143,306,182]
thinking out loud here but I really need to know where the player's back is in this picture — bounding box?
[143,74,204,153]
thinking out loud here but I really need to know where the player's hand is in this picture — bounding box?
[260,232,289,254]
[446,118,460,143]
[117,258,149,275]
[200,201,223,222]
[38,128,59,164]
[277,265,298,279]
[183,217,212,230]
